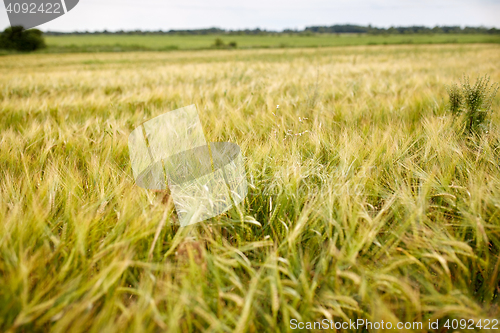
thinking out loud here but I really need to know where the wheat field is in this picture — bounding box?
[1,44,500,332]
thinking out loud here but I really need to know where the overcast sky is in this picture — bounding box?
[1,0,499,32]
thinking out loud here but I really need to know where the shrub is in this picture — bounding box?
[0,26,46,52]
[213,38,225,48]
[228,41,237,48]
[447,75,499,134]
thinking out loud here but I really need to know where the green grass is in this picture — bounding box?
[0,44,500,332]
[41,33,500,53]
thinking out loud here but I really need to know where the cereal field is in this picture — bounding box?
[1,44,500,332]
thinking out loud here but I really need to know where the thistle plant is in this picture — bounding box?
[447,83,462,116]
[448,75,499,134]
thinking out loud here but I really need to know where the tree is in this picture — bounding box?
[0,26,46,52]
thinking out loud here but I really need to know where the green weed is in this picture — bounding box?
[448,75,499,134]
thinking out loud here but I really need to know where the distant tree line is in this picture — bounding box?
[45,28,270,36]
[304,25,499,35]
[44,24,500,36]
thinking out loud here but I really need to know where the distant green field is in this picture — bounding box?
[43,34,500,52]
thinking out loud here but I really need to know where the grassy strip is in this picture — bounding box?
[38,33,500,53]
